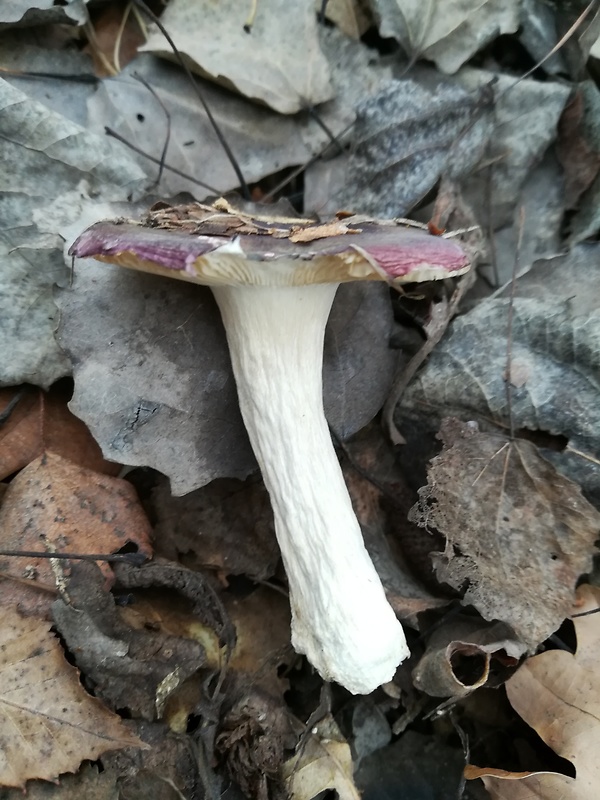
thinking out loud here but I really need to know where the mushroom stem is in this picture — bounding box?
[212,282,409,694]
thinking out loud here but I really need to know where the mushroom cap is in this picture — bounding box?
[69,198,470,287]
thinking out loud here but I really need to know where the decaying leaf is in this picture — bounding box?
[466,585,600,799]
[283,715,360,800]
[141,0,333,114]
[0,763,119,800]
[338,76,491,217]
[0,605,143,788]
[0,452,152,592]
[410,419,600,650]
[51,560,218,721]
[151,475,279,581]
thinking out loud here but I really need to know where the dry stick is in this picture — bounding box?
[0,549,148,565]
[105,126,219,194]
[133,72,172,188]
[132,0,250,199]
[382,270,476,445]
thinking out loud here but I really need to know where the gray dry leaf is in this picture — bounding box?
[141,0,333,114]
[337,75,492,217]
[410,419,600,650]
[370,0,520,74]
[58,255,397,494]
[0,78,146,389]
[397,245,600,505]
[57,262,255,495]
[458,69,571,230]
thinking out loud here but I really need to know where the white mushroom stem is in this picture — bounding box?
[211,282,409,694]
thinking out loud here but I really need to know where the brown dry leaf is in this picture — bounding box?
[0,385,120,481]
[466,585,600,799]
[410,419,600,650]
[0,605,143,788]
[412,618,525,698]
[0,452,152,593]
[288,221,357,243]
[283,715,360,800]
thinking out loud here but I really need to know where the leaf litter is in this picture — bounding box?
[0,0,600,798]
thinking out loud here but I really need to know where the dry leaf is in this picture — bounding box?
[283,715,360,800]
[410,419,600,649]
[0,605,143,788]
[320,0,371,38]
[0,385,120,481]
[151,475,279,581]
[466,585,600,799]
[141,0,333,114]
[0,452,152,592]
[412,618,525,698]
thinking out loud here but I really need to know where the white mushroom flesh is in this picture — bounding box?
[211,282,410,694]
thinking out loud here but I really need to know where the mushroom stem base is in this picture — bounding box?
[212,283,409,694]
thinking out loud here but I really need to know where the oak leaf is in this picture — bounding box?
[466,585,600,799]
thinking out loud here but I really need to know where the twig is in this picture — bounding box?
[0,549,148,565]
[133,72,172,187]
[132,0,250,198]
[382,271,475,445]
[104,126,219,193]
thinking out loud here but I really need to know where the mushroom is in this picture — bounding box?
[69,199,470,695]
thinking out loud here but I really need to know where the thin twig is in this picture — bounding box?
[132,0,250,198]
[104,126,219,193]
[382,271,476,445]
[0,549,148,565]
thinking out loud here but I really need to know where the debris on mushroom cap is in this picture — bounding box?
[69,198,470,287]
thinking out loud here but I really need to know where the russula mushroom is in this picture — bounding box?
[69,198,470,695]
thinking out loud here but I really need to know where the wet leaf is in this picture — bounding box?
[0,605,143,788]
[410,419,600,650]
